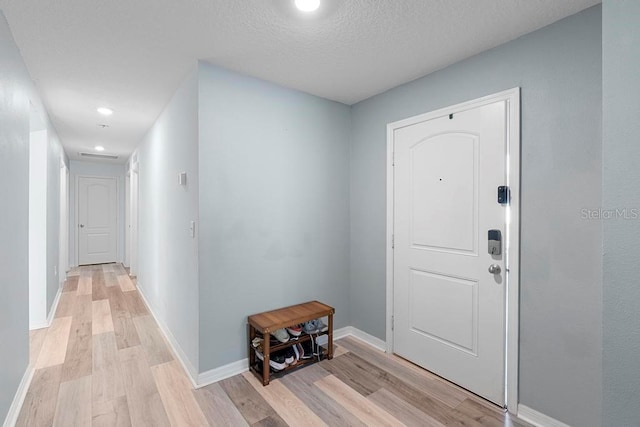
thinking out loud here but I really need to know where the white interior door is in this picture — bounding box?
[78,176,118,265]
[393,100,508,405]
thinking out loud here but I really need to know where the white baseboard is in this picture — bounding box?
[47,285,63,324]
[335,326,387,352]
[333,326,352,340]
[29,320,49,331]
[518,404,571,427]
[2,365,34,427]
[136,282,199,388]
[197,359,249,389]
[30,285,63,331]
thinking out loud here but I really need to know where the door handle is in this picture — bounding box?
[488,264,501,274]
[79,224,85,228]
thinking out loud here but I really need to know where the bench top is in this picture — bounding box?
[248,300,334,333]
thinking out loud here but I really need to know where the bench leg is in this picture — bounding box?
[327,312,334,360]
[249,325,256,368]
[262,333,270,386]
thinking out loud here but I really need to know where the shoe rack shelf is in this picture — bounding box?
[247,300,335,386]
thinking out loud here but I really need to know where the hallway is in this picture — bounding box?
[18,264,204,426]
[16,265,528,427]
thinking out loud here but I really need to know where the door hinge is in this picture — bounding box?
[391,315,394,331]
[391,234,394,249]
[392,151,395,167]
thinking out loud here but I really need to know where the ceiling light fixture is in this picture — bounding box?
[97,107,114,116]
[94,145,105,152]
[294,0,320,12]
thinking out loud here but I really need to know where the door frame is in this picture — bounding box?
[75,174,119,265]
[385,88,520,412]
[59,159,69,280]
[129,159,139,277]
[125,171,131,267]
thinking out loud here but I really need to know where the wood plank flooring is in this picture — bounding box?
[19,264,531,427]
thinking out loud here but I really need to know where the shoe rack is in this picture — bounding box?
[247,300,335,386]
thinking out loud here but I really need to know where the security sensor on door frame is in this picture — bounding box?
[178,172,187,186]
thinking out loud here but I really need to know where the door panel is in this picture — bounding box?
[410,133,478,254]
[78,177,117,265]
[409,270,477,354]
[393,101,507,405]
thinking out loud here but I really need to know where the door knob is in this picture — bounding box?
[79,224,85,228]
[488,264,501,274]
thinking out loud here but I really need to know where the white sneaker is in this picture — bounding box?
[272,328,290,343]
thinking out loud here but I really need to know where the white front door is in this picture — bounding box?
[393,100,508,405]
[78,176,118,265]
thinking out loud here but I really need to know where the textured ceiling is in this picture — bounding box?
[0,0,599,162]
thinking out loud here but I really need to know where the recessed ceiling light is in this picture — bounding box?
[95,146,105,152]
[295,0,320,12]
[97,107,113,116]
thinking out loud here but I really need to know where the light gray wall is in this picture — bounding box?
[197,63,352,371]
[349,6,602,426]
[602,1,640,425]
[69,160,126,266]
[0,11,66,422]
[135,67,200,376]
[0,12,31,422]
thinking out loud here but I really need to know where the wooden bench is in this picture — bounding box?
[247,300,334,385]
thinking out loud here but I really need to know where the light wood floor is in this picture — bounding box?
[19,264,530,427]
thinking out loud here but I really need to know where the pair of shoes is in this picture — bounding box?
[272,328,290,343]
[251,337,264,353]
[255,346,299,371]
[302,319,328,334]
[255,349,288,371]
[302,320,319,334]
[286,345,299,365]
[287,324,303,337]
[255,332,285,348]
[297,341,314,360]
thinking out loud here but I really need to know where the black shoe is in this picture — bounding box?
[299,341,314,359]
[255,349,288,371]
[283,346,298,365]
[270,349,289,370]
